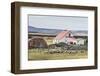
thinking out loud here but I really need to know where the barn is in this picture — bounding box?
[53,30,77,45]
[76,38,86,45]
[28,37,48,49]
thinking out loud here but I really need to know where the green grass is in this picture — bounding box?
[28,48,88,60]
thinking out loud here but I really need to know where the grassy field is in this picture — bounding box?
[28,48,88,60]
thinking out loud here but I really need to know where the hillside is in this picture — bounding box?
[28,26,88,36]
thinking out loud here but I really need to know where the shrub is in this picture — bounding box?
[55,42,67,47]
[48,42,87,50]
[67,45,87,50]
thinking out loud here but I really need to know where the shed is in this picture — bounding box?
[28,37,48,49]
[53,30,77,44]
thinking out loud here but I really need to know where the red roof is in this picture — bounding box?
[55,30,75,41]
[55,30,68,40]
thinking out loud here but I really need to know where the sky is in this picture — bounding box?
[28,15,88,30]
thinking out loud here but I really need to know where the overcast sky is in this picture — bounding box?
[28,15,88,30]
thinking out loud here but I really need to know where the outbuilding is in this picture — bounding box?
[28,37,48,49]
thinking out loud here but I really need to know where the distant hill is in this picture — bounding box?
[28,26,88,36]
[28,26,63,35]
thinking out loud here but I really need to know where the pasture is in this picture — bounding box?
[28,48,88,60]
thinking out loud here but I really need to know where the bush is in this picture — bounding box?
[55,42,67,47]
[67,45,87,50]
[48,42,87,50]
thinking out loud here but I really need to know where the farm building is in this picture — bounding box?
[76,38,86,45]
[28,37,48,49]
[28,32,55,45]
[53,30,87,45]
[53,30,77,45]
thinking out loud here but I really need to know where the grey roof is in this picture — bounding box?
[71,31,88,36]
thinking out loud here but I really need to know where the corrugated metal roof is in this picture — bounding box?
[55,30,76,40]
[55,30,69,40]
